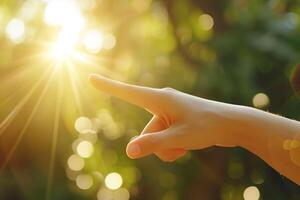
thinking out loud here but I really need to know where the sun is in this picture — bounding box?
[50,33,77,62]
[1,1,118,199]
[44,0,84,63]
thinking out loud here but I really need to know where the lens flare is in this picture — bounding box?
[5,18,26,44]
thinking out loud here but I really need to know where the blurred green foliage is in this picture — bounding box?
[0,0,300,200]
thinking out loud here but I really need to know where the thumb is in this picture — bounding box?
[126,129,175,159]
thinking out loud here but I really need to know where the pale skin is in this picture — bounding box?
[89,74,300,186]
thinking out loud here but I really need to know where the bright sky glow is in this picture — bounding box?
[50,27,81,61]
[43,1,117,63]
[44,0,85,30]
[45,0,85,62]
[50,42,73,61]
[5,18,26,44]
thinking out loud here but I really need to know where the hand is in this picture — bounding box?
[89,74,237,162]
[89,74,300,185]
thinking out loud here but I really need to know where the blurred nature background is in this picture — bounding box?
[0,0,300,199]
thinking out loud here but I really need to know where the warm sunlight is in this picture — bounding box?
[1,0,300,199]
[50,34,77,61]
[44,0,85,30]
[44,0,85,63]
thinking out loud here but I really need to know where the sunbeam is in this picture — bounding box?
[0,67,52,137]
[0,82,27,107]
[66,61,83,115]
[0,62,44,89]
[72,52,109,67]
[46,72,64,200]
[0,0,150,199]
[10,52,50,67]
[73,51,116,75]
[0,67,57,174]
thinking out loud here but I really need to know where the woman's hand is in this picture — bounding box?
[89,74,239,162]
[89,74,300,185]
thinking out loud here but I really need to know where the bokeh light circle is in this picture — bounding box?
[243,186,260,200]
[5,18,26,44]
[75,117,93,134]
[76,140,94,158]
[105,172,123,190]
[67,154,85,171]
[252,93,270,109]
[103,34,117,50]
[83,30,104,53]
[97,187,130,200]
[76,174,94,190]
[198,14,214,31]
[114,188,130,200]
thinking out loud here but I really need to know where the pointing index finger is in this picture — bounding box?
[89,74,162,112]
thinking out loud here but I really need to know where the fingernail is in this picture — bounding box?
[127,144,141,158]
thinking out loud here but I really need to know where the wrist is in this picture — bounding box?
[200,100,249,147]
[226,105,270,152]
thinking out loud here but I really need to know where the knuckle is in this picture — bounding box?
[159,87,178,100]
[161,87,176,93]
